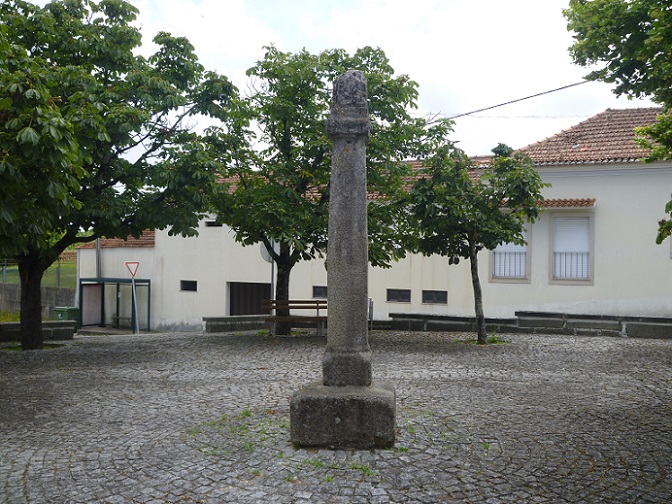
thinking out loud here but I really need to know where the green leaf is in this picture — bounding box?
[17,127,39,145]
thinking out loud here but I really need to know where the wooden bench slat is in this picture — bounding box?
[262,300,327,309]
[265,316,326,322]
[262,299,327,336]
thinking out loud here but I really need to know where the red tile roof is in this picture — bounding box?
[78,230,156,249]
[541,198,596,208]
[519,107,662,165]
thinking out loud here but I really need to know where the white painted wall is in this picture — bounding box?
[77,161,672,329]
[477,162,672,318]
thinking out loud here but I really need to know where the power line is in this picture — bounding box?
[447,81,590,120]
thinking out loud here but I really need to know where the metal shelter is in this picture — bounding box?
[78,277,151,331]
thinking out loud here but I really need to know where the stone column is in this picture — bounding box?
[322,70,372,387]
[289,70,395,449]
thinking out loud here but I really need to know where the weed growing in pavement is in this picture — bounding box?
[187,408,284,457]
[350,462,375,477]
[199,446,224,456]
[241,440,256,452]
[304,457,327,469]
[486,332,509,344]
[187,409,388,483]
[459,331,510,345]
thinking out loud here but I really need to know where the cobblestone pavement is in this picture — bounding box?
[1,330,671,503]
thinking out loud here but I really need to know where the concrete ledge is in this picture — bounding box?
[568,319,622,331]
[624,322,672,339]
[389,314,519,334]
[0,320,75,343]
[517,317,565,329]
[388,312,672,339]
[290,381,396,449]
[203,316,267,333]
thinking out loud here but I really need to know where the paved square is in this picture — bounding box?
[1,331,670,503]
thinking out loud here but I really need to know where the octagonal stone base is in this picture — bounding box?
[290,381,396,449]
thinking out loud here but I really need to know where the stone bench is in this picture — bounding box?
[0,320,76,343]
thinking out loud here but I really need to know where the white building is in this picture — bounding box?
[77,108,672,331]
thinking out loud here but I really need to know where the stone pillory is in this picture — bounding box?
[323,70,372,387]
[289,70,396,449]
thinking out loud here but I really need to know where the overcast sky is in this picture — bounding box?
[32,0,656,155]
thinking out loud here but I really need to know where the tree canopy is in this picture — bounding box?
[0,0,236,348]
[564,0,672,243]
[208,45,452,333]
[406,143,546,343]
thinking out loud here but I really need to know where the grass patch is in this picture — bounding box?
[0,342,66,352]
[0,310,20,322]
[1,259,77,289]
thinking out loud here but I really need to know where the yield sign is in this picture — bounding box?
[125,261,140,278]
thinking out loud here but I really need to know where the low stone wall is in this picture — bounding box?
[388,313,520,334]
[0,320,76,343]
[388,312,672,339]
[204,312,672,340]
[516,311,672,339]
[0,284,75,319]
[204,315,396,334]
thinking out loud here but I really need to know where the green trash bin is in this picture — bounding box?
[54,306,80,330]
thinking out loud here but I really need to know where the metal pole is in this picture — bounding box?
[131,277,139,334]
[95,238,101,278]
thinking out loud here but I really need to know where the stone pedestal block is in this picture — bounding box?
[290,381,396,449]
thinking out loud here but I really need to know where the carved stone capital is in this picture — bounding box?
[326,70,370,138]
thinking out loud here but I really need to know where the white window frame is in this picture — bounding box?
[550,214,594,285]
[490,228,531,283]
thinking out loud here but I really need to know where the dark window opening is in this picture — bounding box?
[180,280,198,292]
[313,286,328,299]
[422,290,447,304]
[387,289,411,303]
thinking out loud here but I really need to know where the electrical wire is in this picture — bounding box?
[447,81,590,120]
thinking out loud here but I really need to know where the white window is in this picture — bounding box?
[492,237,528,279]
[553,217,591,280]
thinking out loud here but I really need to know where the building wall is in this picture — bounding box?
[477,162,672,318]
[77,161,672,330]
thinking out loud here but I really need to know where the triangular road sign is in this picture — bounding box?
[125,261,140,278]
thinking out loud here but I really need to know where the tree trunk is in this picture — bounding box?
[18,253,48,350]
[274,257,293,336]
[468,238,487,344]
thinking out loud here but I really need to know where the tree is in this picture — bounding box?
[406,144,546,344]
[564,0,672,243]
[0,0,236,349]
[209,45,452,334]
